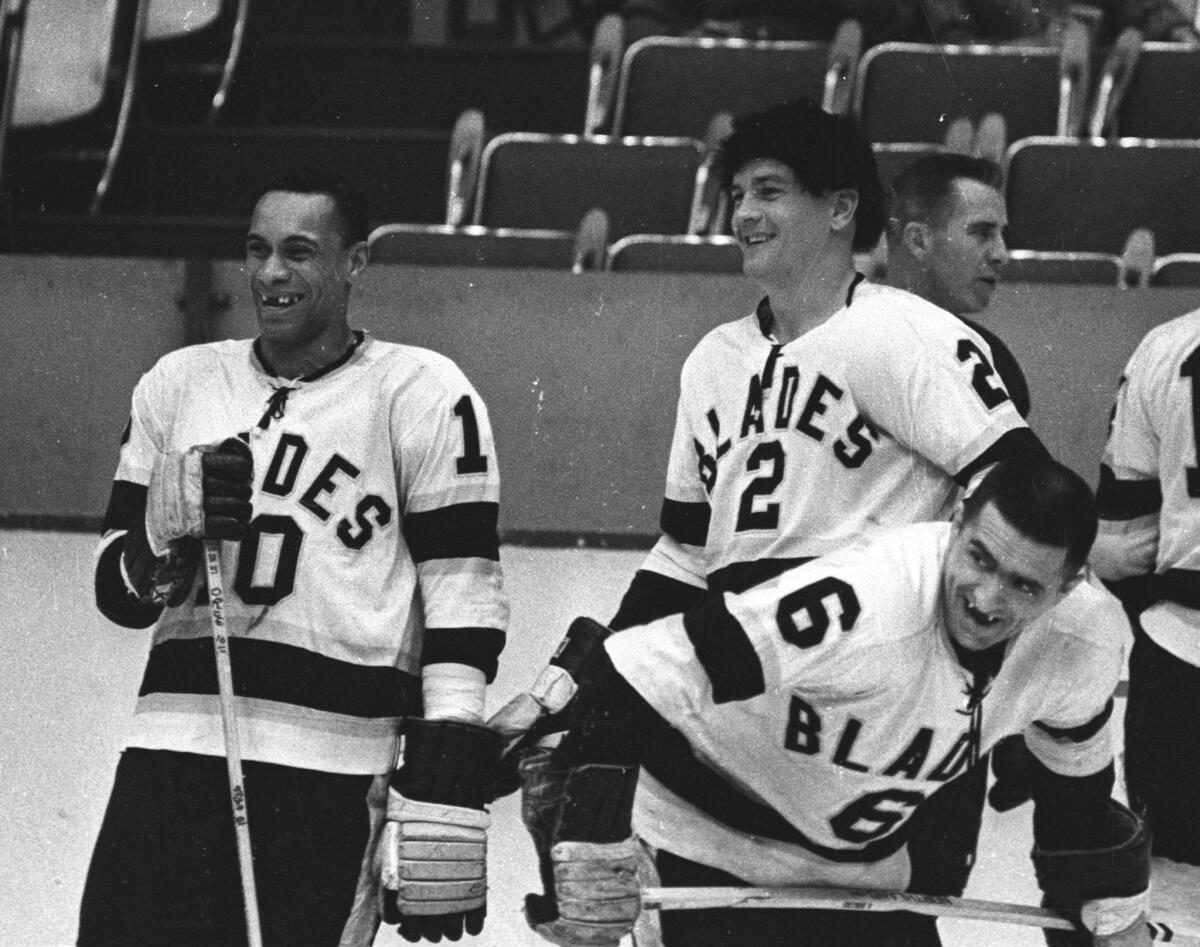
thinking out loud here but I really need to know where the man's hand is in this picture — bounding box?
[146,437,253,554]
[537,838,642,946]
[376,718,501,943]
[1091,911,1151,946]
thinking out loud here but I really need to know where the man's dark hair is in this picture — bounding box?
[961,457,1098,575]
[256,172,369,246]
[714,98,885,251]
[887,153,1004,242]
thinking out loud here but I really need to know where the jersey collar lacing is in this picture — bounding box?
[252,330,364,432]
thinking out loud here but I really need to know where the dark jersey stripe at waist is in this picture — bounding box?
[139,636,420,719]
[707,556,815,595]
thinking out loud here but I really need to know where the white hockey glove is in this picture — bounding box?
[528,762,641,947]
[375,717,501,943]
[145,436,253,556]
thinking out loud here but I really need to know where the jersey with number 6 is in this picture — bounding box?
[97,333,508,775]
[1092,307,1200,665]
[607,521,1126,889]
[643,281,1034,597]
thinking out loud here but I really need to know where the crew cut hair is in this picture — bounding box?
[887,153,1004,241]
[961,457,1098,575]
[256,171,370,246]
[714,98,885,251]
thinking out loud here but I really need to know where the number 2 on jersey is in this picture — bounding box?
[736,440,785,531]
[956,339,1009,410]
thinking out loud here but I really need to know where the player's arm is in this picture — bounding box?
[375,380,508,944]
[1026,699,1151,946]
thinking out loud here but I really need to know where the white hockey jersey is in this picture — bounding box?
[642,281,1029,595]
[608,522,1128,889]
[1092,308,1200,665]
[108,334,508,774]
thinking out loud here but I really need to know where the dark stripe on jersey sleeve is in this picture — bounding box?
[1095,464,1163,520]
[1154,568,1200,610]
[682,596,765,703]
[403,502,500,563]
[955,427,1049,488]
[420,627,506,682]
[660,498,710,547]
[140,637,421,719]
[101,479,148,534]
[1033,699,1113,743]
[708,556,814,595]
[609,569,707,630]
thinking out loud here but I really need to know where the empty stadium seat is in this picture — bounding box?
[1004,138,1200,255]
[1104,43,1200,139]
[854,39,1088,143]
[1151,253,1200,287]
[607,234,743,273]
[1003,250,1127,285]
[140,124,450,223]
[368,209,609,271]
[472,133,706,239]
[609,21,861,138]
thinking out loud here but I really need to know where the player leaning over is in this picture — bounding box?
[559,98,1049,939]
[79,173,509,946]
[534,458,1149,947]
[1091,307,1200,868]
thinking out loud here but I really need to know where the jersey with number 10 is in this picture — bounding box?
[109,334,508,775]
[648,281,1029,594]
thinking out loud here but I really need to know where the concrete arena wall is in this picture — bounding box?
[2,254,1199,539]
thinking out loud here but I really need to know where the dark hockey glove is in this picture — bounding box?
[119,529,202,607]
[524,757,642,946]
[375,717,502,943]
[145,437,253,553]
[1033,800,1151,947]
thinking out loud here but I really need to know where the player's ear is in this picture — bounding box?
[902,221,932,261]
[347,240,369,280]
[829,188,859,235]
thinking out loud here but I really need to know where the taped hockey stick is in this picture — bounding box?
[204,539,264,947]
[639,886,1199,945]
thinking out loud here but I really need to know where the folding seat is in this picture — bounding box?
[1090,42,1200,140]
[854,28,1091,143]
[368,208,609,271]
[606,18,863,139]
[1003,251,1128,285]
[1004,137,1200,254]
[606,234,743,273]
[472,133,706,240]
[1151,254,1200,287]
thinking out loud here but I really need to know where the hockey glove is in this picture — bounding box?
[1033,800,1151,947]
[119,529,202,607]
[376,717,502,943]
[529,761,641,947]
[145,437,253,555]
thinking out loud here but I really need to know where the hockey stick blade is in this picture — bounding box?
[640,886,1199,944]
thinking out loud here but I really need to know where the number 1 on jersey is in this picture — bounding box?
[1183,344,1200,498]
[453,395,489,475]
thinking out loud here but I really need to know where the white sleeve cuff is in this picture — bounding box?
[1080,891,1150,936]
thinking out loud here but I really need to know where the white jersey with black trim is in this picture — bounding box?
[607,522,1127,889]
[1092,308,1200,665]
[109,333,508,774]
[643,281,1029,594]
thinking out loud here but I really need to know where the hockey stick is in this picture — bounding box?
[639,886,1199,945]
[204,539,264,947]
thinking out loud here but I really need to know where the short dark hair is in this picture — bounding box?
[887,153,1004,242]
[714,98,885,252]
[255,172,369,246]
[961,457,1098,575]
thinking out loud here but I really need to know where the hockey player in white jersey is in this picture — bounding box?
[531,458,1149,947]
[80,173,509,946]
[1091,308,1200,869]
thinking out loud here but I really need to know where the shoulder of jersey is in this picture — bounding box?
[359,336,476,396]
[1038,578,1129,654]
[681,312,763,371]
[1137,306,1200,357]
[846,282,963,332]
[150,337,251,375]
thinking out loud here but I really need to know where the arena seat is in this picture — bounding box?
[368,209,609,271]
[1151,253,1200,287]
[854,35,1090,143]
[254,36,589,133]
[140,124,450,224]
[1004,137,1200,254]
[608,19,862,138]
[472,133,706,239]
[606,234,743,273]
[1003,250,1128,285]
[1101,43,1200,139]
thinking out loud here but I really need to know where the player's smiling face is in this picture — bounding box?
[940,500,1079,652]
[925,179,1009,316]
[729,159,843,285]
[246,190,366,355]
